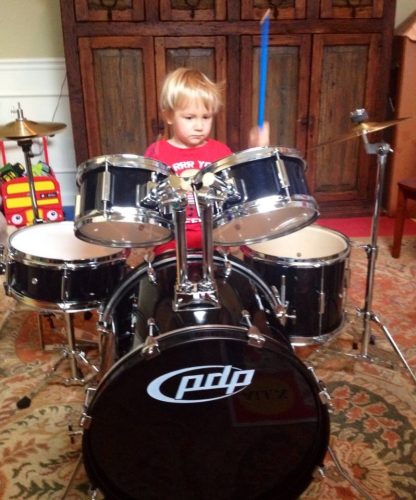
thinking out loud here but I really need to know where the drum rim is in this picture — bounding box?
[100,251,280,326]
[6,288,104,312]
[241,225,351,267]
[83,325,330,499]
[195,146,305,178]
[76,153,170,182]
[8,223,128,267]
[212,197,319,246]
[74,212,173,248]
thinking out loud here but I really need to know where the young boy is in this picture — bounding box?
[145,67,269,254]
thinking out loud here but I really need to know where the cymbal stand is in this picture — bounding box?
[17,137,43,224]
[347,130,416,384]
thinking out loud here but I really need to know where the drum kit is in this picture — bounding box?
[0,106,415,499]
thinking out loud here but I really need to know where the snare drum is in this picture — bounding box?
[242,225,350,345]
[194,147,318,246]
[82,252,330,499]
[5,221,127,312]
[75,154,173,247]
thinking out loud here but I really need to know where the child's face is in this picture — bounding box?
[167,99,214,148]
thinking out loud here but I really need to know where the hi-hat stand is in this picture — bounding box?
[333,110,416,385]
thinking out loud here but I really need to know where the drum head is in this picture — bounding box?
[244,225,350,264]
[83,327,329,499]
[9,221,125,262]
[212,200,318,246]
[75,215,173,248]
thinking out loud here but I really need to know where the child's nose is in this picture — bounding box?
[194,119,203,130]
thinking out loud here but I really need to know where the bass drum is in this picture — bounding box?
[82,253,330,499]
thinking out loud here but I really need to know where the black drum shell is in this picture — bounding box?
[7,258,126,311]
[6,222,127,312]
[83,326,330,500]
[242,225,350,345]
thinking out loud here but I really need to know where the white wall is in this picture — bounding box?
[0,58,77,207]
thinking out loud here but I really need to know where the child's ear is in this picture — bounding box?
[162,109,173,125]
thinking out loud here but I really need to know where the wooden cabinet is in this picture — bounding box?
[61,0,396,216]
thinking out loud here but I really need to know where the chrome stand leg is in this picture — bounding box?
[327,446,374,500]
[16,311,99,409]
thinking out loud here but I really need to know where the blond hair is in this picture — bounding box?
[160,67,224,115]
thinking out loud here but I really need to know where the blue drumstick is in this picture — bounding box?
[258,9,270,128]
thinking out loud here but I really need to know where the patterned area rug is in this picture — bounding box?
[0,236,415,499]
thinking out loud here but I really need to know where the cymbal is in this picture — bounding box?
[0,117,66,140]
[312,117,411,148]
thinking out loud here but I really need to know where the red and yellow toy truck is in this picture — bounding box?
[1,175,64,227]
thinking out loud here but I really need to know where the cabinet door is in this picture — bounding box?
[240,35,311,153]
[307,34,381,207]
[78,37,157,157]
[154,37,227,143]
[74,0,144,21]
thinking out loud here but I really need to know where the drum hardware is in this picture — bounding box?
[327,446,374,500]
[215,247,232,278]
[320,109,416,385]
[307,365,332,408]
[141,319,161,358]
[241,309,265,344]
[0,104,66,225]
[270,280,296,327]
[163,176,221,312]
[199,170,241,205]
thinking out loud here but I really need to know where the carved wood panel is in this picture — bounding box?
[74,0,144,21]
[241,0,306,20]
[79,37,157,157]
[154,36,227,143]
[320,0,384,19]
[307,34,381,203]
[159,0,226,21]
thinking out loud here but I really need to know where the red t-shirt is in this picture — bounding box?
[145,139,232,254]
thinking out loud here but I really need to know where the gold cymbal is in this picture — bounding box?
[312,117,411,148]
[0,118,66,140]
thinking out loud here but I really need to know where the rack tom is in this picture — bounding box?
[194,147,318,246]
[75,154,173,248]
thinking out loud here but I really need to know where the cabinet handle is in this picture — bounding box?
[299,116,314,128]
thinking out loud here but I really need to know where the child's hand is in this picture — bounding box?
[248,121,270,148]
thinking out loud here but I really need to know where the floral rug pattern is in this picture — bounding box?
[0,236,415,499]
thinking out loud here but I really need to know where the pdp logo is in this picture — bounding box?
[147,365,255,404]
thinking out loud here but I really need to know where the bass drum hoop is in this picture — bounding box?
[101,251,280,327]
